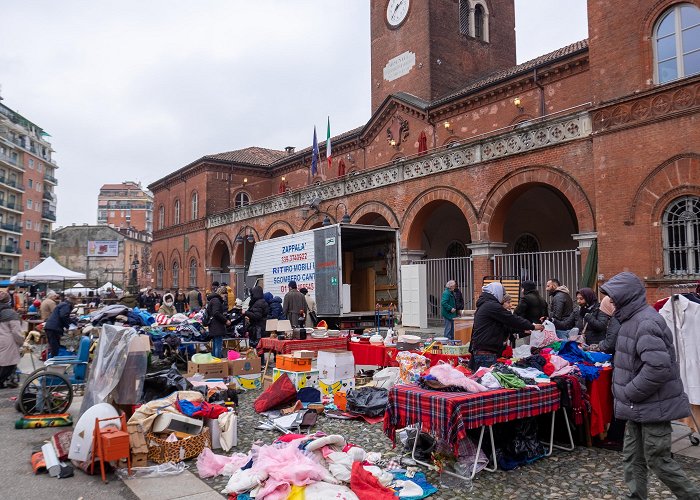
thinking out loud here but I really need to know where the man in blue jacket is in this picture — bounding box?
[601,272,699,500]
[43,294,77,357]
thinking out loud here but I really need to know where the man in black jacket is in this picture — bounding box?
[244,286,269,349]
[206,287,230,358]
[514,280,548,324]
[44,295,77,357]
[546,278,575,339]
[470,283,543,371]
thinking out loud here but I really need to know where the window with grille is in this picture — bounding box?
[654,4,700,84]
[459,0,469,35]
[663,195,700,276]
[156,262,163,289]
[172,261,179,288]
[189,259,197,287]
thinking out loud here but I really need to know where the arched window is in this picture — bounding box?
[235,192,250,208]
[446,241,467,258]
[158,205,164,230]
[156,262,163,289]
[189,259,197,288]
[474,4,485,41]
[662,195,700,276]
[459,0,470,35]
[191,192,198,220]
[654,4,700,84]
[174,200,181,225]
[172,261,180,288]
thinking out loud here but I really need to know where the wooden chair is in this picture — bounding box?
[90,413,131,483]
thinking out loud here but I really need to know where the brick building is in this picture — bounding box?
[150,0,700,316]
[97,181,153,234]
[0,99,58,279]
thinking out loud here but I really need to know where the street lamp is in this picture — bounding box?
[322,202,352,226]
[235,227,255,298]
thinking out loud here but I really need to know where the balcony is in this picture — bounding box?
[0,150,23,171]
[40,250,49,259]
[0,176,24,193]
[43,173,58,185]
[0,267,15,276]
[1,245,20,255]
[1,223,22,234]
[43,190,53,201]
[40,231,54,240]
[41,211,56,221]
[0,199,23,214]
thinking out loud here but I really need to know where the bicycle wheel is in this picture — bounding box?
[19,370,73,415]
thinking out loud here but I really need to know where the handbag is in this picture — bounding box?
[309,311,318,327]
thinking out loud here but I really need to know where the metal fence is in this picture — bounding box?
[493,249,581,297]
[411,256,473,323]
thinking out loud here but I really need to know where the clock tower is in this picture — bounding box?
[370,0,516,112]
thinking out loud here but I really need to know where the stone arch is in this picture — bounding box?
[400,186,478,248]
[169,248,182,268]
[440,136,462,147]
[263,220,296,240]
[480,166,595,241]
[352,201,400,227]
[626,153,700,225]
[301,211,328,231]
[208,231,233,268]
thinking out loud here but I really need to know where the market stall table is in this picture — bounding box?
[384,382,573,479]
[348,342,468,367]
[256,336,348,355]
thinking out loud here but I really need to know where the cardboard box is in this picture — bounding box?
[228,357,261,376]
[319,376,355,396]
[272,368,319,390]
[292,350,315,359]
[275,354,312,372]
[317,350,355,382]
[131,452,148,468]
[128,422,149,455]
[187,361,228,378]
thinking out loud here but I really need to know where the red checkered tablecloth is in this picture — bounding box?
[257,336,349,355]
[384,382,560,451]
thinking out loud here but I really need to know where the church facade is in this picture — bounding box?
[150,0,700,314]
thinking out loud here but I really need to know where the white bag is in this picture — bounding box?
[530,320,558,348]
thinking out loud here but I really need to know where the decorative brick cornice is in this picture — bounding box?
[207,111,592,229]
[153,218,206,241]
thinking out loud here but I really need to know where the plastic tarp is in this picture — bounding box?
[13,257,86,282]
[79,324,138,417]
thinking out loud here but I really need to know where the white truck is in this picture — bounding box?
[247,223,400,330]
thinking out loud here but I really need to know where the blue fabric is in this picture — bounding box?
[177,399,200,417]
[392,471,438,499]
[586,351,612,363]
[297,387,321,403]
[211,336,223,357]
[443,318,454,340]
[576,363,602,382]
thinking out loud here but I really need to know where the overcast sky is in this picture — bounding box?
[0,0,588,228]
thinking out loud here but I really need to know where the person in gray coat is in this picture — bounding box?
[282,280,307,328]
[600,272,699,500]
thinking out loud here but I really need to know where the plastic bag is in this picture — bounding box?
[116,462,186,479]
[530,320,558,348]
[345,387,388,417]
[141,364,191,402]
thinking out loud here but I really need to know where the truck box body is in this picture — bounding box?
[247,224,399,323]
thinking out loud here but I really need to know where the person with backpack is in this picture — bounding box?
[514,280,548,325]
[206,286,230,358]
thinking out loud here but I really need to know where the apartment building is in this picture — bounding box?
[97,181,153,234]
[0,99,57,278]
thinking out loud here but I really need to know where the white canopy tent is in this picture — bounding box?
[12,257,86,282]
[97,282,123,295]
[63,283,95,295]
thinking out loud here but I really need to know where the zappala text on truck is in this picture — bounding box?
[247,223,400,330]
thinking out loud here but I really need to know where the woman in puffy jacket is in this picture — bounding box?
[245,286,269,348]
[264,292,286,320]
[574,288,608,344]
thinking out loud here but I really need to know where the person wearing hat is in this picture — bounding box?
[0,290,23,388]
[159,293,177,317]
[282,280,307,328]
[514,280,548,325]
[470,282,543,371]
[44,295,77,357]
[40,293,59,320]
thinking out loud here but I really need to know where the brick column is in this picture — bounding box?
[466,242,507,308]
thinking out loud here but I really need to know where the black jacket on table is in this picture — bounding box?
[44,301,73,332]
[514,289,548,324]
[245,286,269,332]
[575,302,609,344]
[471,293,536,354]
[206,293,228,337]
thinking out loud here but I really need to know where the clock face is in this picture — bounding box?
[386,0,409,28]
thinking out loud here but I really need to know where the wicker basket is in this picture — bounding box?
[442,344,470,355]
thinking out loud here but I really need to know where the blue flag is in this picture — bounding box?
[311,126,319,177]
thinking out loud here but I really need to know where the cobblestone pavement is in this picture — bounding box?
[199,387,700,499]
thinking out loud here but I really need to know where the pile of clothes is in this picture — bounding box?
[197,432,438,500]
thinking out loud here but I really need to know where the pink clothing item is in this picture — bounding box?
[252,443,337,486]
[196,448,249,478]
[429,363,488,392]
[256,478,291,500]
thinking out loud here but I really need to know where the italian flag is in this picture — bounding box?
[326,116,332,170]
